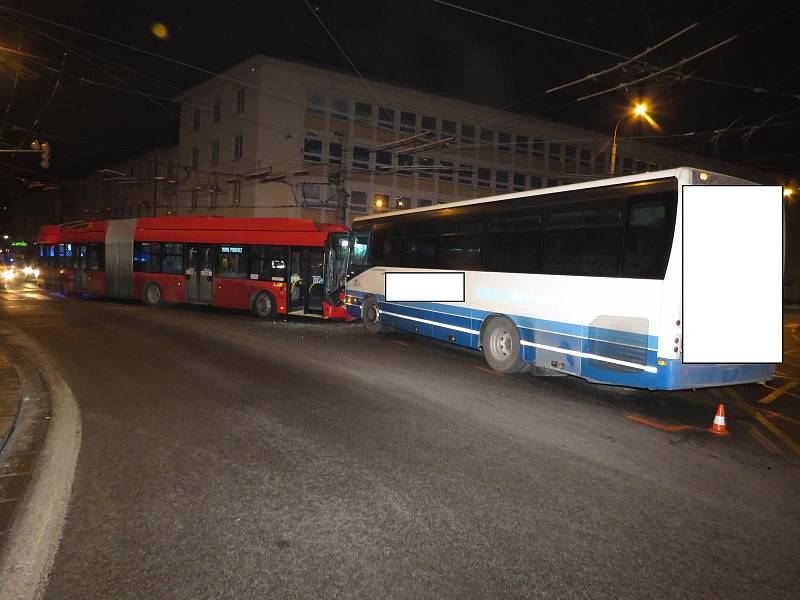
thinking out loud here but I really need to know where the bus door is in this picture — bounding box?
[75,244,88,290]
[186,244,214,304]
[288,248,324,316]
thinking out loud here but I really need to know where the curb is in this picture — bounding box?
[0,353,22,454]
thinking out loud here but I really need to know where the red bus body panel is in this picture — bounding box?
[36,216,349,319]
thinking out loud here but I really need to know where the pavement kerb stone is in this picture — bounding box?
[0,352,22,454]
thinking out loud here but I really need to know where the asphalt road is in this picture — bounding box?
[2,282,799,599]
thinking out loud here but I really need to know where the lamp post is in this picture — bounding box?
[609,103,650,175]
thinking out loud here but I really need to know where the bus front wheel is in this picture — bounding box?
[143,282,162,306]
[252,291,276,319]
[362,296,383,334]
[482,316,526,374]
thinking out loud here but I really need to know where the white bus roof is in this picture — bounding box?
[351,167,753,224]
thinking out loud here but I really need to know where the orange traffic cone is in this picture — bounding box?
[708,404,731,436]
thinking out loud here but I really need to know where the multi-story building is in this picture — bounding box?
[173,55,774,224]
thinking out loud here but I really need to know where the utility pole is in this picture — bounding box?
[332,129,349,225]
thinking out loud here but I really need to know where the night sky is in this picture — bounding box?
[0,0,797,183]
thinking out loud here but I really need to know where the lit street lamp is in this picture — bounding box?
[609,103,659,175]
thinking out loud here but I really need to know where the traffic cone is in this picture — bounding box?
[708,404,731,436]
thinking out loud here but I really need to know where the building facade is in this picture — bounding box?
[172,55,773,224]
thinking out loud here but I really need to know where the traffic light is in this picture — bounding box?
[30,140,50,169]
[40,142,50,169]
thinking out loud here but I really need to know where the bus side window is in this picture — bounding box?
[621,195,672,278]
[162,243,184,274]
[87,243,105,271]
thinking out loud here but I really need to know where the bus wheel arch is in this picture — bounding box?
[143,281,163,306]
[361,295,383,334]
[481,315,527,374]
[252,290,276,319]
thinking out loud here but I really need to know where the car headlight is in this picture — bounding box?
[2,270,16,281]
[33,269,40,278]
[22,266,34,275]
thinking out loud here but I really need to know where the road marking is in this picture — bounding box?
[725,387,800,457]
[392,340,409,347]
[763,410,800,426]
[748,424,784,456]
[625,414,696,432]
[758,381,799,404]
[474,366,504,377]
[780,358,800,368]
[760,383,800,400]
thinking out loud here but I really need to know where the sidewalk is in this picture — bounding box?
[0,351,23,538]
[0,353,21,454]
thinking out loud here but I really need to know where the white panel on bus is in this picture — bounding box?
[385,272,465,302]
[682,185,783,363]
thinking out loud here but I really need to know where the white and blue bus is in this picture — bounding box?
[344,167,778,390]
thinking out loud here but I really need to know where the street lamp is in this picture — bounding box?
[609,103,657,175]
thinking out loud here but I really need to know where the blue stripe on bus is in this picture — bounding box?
[348,290,656,350]
[346,290,774,390]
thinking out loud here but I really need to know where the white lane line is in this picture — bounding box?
[0,328,82,600]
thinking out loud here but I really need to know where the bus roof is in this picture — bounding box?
[351,167,752,224]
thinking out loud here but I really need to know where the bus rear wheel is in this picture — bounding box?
[143,282,162,306]
[362,296,383,334]
[482,316,526,374]
[252,291,276,319]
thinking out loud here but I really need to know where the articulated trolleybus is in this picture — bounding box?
[344,167,780,390]
[37,216,351,319]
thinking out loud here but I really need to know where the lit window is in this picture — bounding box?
[498,132,511,152]
[233,134,243,160]
[329,142,342,165]
[378,106,395,129]
[305,91,325,117]
[331,97,349,121]
[235,88,245,114]
[374,193,390,209]
[211,141,220,166]
[213,98,221,122]
[400,111,416,133]
[353,146,370,169]
[477,167,491,188]
[421,115,437,138]
[355,102,372,125]
[304,138,322,162]
[395,196,411,209]
[192,109,200,131]
[231,181,241,205]
[439,160,454,182]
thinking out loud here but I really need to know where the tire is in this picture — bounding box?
[143,282,162,306]
[252,291,276,319]
[482,316,527,374]
[361,296,383,334]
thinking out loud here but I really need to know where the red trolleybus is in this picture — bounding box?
[36,217,351,319]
